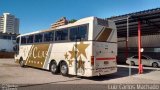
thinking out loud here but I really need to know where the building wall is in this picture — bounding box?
[117,34,160,64]
[118,34,160,48]
[0,39,16,52]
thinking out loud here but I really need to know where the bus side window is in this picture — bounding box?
[55,29,68,41]
[44,31,54,42]
[27,35,33,44]
[69,27,78,41]
[21,36,26,44]
[69,25,88,41]
[77,25,87,40]
[34,34,43,43]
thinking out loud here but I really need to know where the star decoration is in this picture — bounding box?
[75,42,89,59]
[69,47,78,59]
[64,52,69,59]
[68,60,73,66]
[77,56,85,70]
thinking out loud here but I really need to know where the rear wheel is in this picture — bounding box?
[152,62,159,68]
[60,62,68,76]
[50,61,58,74]
[19,58,25,67]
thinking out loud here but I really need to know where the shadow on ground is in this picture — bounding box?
[80,66,157,81]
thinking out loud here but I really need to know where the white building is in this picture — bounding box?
[0,33,17,52]
[0,13,19,34]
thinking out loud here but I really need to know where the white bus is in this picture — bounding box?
[15,17,117,77]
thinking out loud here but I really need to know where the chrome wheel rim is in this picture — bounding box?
[20,60,23,66]
[61,65,67,74]
[153,63,158,68]
[51,64,57,72]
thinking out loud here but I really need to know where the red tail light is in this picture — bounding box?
[91,56,94,66]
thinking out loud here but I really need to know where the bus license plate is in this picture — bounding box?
[104,61,109,65]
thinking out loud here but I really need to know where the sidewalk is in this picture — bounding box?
[117,65,160,82]
[133,71,160,81]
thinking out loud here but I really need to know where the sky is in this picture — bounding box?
[0,0,160,34]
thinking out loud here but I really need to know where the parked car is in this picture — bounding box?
[126,55,160,68]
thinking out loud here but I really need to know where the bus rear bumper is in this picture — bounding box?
[79,67,117,77]
[93,67,117,76]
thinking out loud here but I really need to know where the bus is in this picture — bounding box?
[15,17,117,77]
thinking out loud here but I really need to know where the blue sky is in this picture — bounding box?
[0,0,160,34]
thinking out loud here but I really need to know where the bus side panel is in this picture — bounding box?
[46,41,93,76]
[15,45,32,63]
[24,44,50,68]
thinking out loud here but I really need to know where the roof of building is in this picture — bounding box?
[107,8,160,38]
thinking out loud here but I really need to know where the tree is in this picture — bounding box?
[68,19,77,23]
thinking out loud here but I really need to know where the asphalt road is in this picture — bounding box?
[0,59,160,90]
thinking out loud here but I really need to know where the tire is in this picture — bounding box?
[50,61,58,74]
[152,62,159,68]
[60,61,68,76]
[19,58,25,67]
[131,61,135,66]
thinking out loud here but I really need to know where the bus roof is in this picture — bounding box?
[18,16,96,37]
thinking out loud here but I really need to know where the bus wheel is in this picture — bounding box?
[19,58,25,67]
[50,61,58,74]
[60,61,68,76]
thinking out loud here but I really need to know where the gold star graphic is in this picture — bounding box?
[75,42,89,59]
[77,56,85,70]
[69,47,78,59]
[68,60,73,66]
[64,52,69,59]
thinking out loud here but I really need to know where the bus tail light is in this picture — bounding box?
[91,56,94,66]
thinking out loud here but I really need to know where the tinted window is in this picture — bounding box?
[69,27,77,41]
[44,31,54,42]
[55,29,68,41]
[27,35,33,43]
[69,25,88,41]
[21,37,26,44]
[142,56,147,59]
[78,25,87,40]
[12,36,16,40]
[133,56,138,59]
[34,34,43,43]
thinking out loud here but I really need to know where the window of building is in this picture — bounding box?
[34,33,43,43]
[55,29,68,41]
[69,24,88,41]
[21,36,26,44]
[12,36,16,40]
[27,35,33,43]
[44,31,54,42]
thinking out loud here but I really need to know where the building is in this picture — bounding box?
[107,8,160,63]
[51,17,68,29]
[0,13,19,34]
[0,32,17,52]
